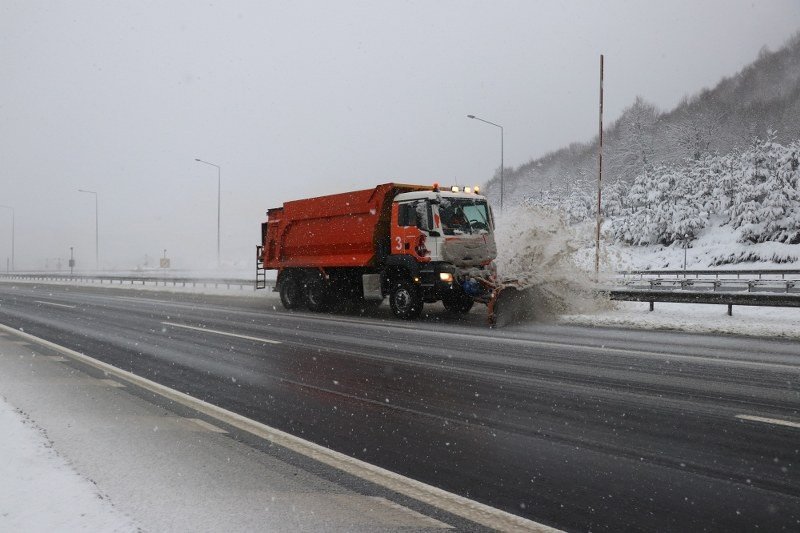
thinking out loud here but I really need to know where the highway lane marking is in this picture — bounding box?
[34,300,76,309]
[161,322,282,345]
[244,310,800,371]
[0,322,558,533]
[97,378,126,388]
[186,418,228,434]
[25,287,795,372]
[736,414,800,429]
[29,285,792,369]
[257,313,800,372]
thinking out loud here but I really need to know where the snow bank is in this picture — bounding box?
[493,205,612,320]
[0,397,137,532]
[561,301,800,339]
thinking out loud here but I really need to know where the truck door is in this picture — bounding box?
[390,202,430,262]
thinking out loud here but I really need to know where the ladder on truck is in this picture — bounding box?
[256,245,267,290]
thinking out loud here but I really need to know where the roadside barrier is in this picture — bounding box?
[0,273,273,290]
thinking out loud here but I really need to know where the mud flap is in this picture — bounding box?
[488,286,535,328]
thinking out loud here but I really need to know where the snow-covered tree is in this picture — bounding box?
[601,179,627,218]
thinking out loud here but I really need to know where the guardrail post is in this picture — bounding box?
[649,301,654,312]
[727,304,733,316]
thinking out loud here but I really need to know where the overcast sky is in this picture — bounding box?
[2,0,798,271]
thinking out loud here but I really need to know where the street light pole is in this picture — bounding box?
[195,158,222,268]
[0,205,14,271]
[78,189,99,270]
[467,114,504,210]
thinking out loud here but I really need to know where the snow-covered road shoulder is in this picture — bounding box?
[0,397,137,532]
[560,301,800,339]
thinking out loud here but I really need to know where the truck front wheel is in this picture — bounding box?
[389,280,423,319]
[279,276,305,310]
[443,295,474,314]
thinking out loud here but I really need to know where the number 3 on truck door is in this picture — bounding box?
[395,236,403,251]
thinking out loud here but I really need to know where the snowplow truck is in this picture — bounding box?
[256,182,503,321]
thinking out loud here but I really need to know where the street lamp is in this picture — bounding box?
[195,158,221,268]
[0,205,14,271]
[683,233,689,275]
[467,114,504,210]
[78,189,99,270]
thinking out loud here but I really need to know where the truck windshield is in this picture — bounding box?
[439,198,491,235]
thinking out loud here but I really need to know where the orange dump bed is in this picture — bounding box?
[262,183,431,269]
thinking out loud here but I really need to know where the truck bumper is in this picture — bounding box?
[419,263,492,303]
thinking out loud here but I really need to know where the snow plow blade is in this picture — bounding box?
[487,282,536,328]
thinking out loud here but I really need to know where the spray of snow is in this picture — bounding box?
[493,205,613,321]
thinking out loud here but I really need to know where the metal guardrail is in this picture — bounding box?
[620,278,798,294]
[613,269,800,313]
[0,273,275,291]
[610,289,800,315]
[3,270,798,315]
[619,269,800,279]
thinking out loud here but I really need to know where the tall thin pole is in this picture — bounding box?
[467,114,504,210]
[78,190,99,270]
[594,54,604,276]
[217,165,220,267]
[195,158,222,268]
[500,125,504,211]
[94,193,99,270]
[0,205,14,271]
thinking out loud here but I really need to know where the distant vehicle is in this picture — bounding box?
[257,182,516,321]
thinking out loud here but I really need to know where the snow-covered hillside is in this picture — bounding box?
[526,135,800,270]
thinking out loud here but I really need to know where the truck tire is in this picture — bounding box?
[279,276,304,310]
[443,295,474,314]
[305,281,331,312]
[389,280,423,319]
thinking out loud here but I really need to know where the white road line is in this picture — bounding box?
[0,322,558,533]
[44,290,794,371]
[34,300,76,309]
[97,378,126,388]
[266,312,800,371]
[161,321,281,345]
[186,418,228,434]
[736,414,800,429]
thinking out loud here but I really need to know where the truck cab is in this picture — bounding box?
[384,188,497,318]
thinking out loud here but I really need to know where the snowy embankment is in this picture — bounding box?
[0,397,137,531]
[561,302,800,339]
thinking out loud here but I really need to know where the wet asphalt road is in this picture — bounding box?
[0,282,798,532]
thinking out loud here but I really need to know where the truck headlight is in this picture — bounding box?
[439,272,453,283]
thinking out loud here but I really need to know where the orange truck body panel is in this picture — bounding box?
[262,183,432,269]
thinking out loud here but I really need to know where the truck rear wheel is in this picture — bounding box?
[279,276,305,310]
[305,281,331,312]
[389,280,423,319]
